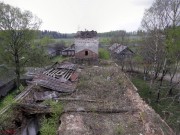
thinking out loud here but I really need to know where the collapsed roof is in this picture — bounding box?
[30,62,78,93]
[75,30,97,38]
[109,43,134,54]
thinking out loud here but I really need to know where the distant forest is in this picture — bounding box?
[38,30,71,39]
[38,30,145,39]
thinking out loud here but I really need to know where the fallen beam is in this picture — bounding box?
[54,98,103,103]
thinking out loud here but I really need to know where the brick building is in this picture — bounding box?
[74,31,99,62]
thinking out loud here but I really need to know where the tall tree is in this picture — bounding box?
[141,0,180,101]
[0,2,41,88]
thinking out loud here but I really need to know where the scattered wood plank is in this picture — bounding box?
[54,98,103,103]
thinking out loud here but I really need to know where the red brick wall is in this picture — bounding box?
[75,49,98,59]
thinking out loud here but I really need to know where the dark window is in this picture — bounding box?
[85,51,88,56]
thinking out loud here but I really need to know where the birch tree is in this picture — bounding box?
[141,0,180,101]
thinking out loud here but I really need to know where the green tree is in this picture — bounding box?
[99,48,110,60]
[39,36,55,46]
[0,2,41,88]
[26,43,51,67]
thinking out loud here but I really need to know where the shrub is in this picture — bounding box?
[40,100,63,135]
[99,48,110,60]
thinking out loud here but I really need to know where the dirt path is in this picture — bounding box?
[133,67,180,83]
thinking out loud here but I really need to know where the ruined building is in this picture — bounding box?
[74,30,99,63]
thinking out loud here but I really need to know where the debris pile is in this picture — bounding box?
[75,30,97,38]
[4,62,79,135]
[31,62,78,92]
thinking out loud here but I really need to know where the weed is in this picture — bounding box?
[116,124,125,135]
[131,75,180,133]
[40,100,63,135]
[99,48,110,60]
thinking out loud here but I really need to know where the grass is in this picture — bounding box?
[116,124,125,135]
[0,84,25,130]
[40,99,63,135]
[52,38,74,46]
[0,88,19,110]
[131,74,180,134]
[0,94,14,110]
[51,56,69,63]
[0,107,15,130]
[99,48,110,60]
[0,84,25,110]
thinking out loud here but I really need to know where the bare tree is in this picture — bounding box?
[141,0,180,101]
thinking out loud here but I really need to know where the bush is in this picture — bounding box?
[40,100,63,135]
[99,48,110,60]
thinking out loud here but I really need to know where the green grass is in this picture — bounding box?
[52,38,74,46]
[116,124,125,135]
[0,87,20,110]
[0,88,20,130]
[0,84,25,110]
[99,48,110,60]
[0,94,14,110]
[131,75,180,133]
[40,100,63,135]
[51,56,69,63]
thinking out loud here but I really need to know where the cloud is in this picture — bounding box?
[131,0,153,7]
[3,0,153,33]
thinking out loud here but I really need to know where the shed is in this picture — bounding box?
[109,43,134,59]
[61,44,75,57]
[47,47,57,57]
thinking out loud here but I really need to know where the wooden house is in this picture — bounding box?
[109,43,134,60]
[61,44,75,57]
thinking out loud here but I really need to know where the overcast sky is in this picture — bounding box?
[2,0,153,33]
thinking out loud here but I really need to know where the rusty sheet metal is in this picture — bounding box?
[70,72,79,82]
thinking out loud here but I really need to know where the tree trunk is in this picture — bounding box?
[168,87,173,95]
[15,52,20,89]
[156,88,161,103]
[159,71,166,87]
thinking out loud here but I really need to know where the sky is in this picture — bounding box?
[2,0,153,33]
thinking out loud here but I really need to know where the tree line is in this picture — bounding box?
[37,30,146,39]
[98,30,146,37]
[38,30,68,39]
